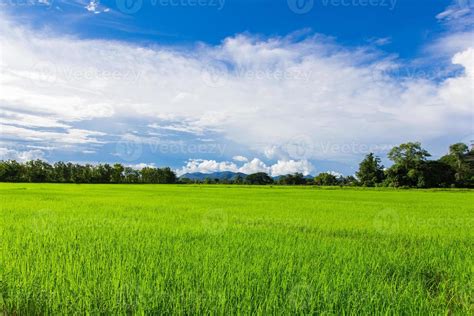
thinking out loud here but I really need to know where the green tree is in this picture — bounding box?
[245,173,273,185]
[314,173,338,186]
[440,143,472,185]
[0,160,25,182]
[24,160,53,182]
[124,167,140,183]
[356,153,385,187]
[278,173,307,185]
[386,142,431,187]
[388,142,430,169]
[111,164,124,183]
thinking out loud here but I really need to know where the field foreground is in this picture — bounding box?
[0,184,472,314]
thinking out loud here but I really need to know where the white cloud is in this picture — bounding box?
[177,159,238,175]
[177,158,314,177]
[239,158,271,175]
[0,124,105,144]
[436,1,473,22]
[0,148,45,162]
[0,11,472,165]
[232,155,248,162]
[270,160,314,176]
[126,163,157,169]
[85,0,109,14]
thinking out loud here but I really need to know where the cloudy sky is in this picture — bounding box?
[0,0,472,176]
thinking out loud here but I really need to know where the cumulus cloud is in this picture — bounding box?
[85,0,110,14]
[270,160,314,176]
[177,159,238,175]
[0,148,46,162]
[177,158,314,176]
[0,8,472,166]
[239,158,271,175]
[232,155,248,162]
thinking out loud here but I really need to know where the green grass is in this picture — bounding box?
[0,183,472,314]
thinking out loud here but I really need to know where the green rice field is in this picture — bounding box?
[0,183,472,314]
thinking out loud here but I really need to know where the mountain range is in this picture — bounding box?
[180,172,314,181]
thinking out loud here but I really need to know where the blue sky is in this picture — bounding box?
[0,0,473,176]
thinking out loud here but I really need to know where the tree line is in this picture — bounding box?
[0,161,177,184]
[0,141,473,188]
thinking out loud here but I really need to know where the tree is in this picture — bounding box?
[440,142,473,186]
[388,142,430,169]
[245,173,273,185]
[24,160,53,183]
[234,175,244,184]
[111,164,124,183]
[124,167,140,183]
[278,173,307,185]
[356,153,385,187]
[0,160,24,182]
[386,142,431,187]
[417,161,455,188]
[314,173,338,186]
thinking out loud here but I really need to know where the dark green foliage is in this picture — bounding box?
[356,153,385,187]
[385,141,472,188]
[439,143,474,187]
[245,172,274,185]
[278,173,307,185]
[0,160,177,184]
[385,142,431,188]
[314,172,339,186]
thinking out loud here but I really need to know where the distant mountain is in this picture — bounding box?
[181,172,314,181]
[180,171,247,181]
[272,174,314,181]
